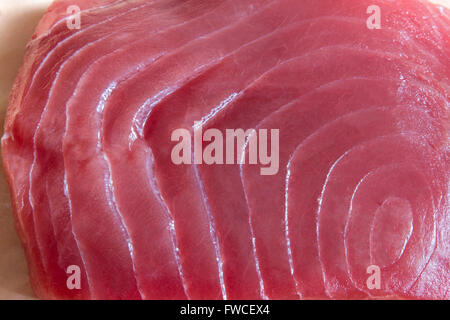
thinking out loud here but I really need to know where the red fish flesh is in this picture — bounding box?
[2,0,449,299]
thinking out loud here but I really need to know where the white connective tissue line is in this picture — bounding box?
[191,151,227,300]
[102,153,144,298]
[240,175,268,300]
[64,172,92,297]
[97,84,144,299]
[129,84,173,148]
[96,83,116,113]
[284,167,302,299]
[239,135,268,300]
[145,149,189,298]
[193,93,239,129]
[316,150,348,299]
[168,219,189,297]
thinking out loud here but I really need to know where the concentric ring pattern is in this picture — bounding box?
[2,0,449,299]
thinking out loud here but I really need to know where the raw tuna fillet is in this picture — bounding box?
[2,0,449,299]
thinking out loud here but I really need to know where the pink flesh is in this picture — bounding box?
[2,0,449,299]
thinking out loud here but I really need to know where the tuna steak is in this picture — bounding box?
[2,0,449,299]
